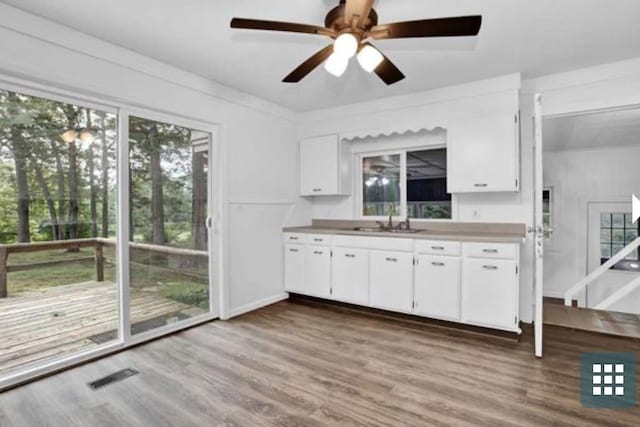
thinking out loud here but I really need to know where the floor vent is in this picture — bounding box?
[89,368,139,390]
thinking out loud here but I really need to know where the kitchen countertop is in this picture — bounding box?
[283,224,527,244]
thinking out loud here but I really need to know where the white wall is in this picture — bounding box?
[543,145,640,299]
[0,4,312,318]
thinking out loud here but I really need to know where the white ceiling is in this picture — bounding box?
[3,0,640,111]
[543,108,640,152]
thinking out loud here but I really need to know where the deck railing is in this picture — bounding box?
[0,238,208,298]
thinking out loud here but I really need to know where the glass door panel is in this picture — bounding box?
[128,116,210,335]
[0,89,119,376]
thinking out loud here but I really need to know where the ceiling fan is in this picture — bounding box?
[230,0,482,85]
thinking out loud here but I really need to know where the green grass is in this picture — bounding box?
[7,249,209,309]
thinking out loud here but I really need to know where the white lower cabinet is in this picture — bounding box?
[369,250,414,312]
[414,255,461,321]
[461,258,518,329]
[284,233,521,333]
[331,247,369,305]
[284,244,305,293]
[304,245,331,297]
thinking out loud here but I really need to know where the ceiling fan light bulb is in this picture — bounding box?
[357,45,384,73]
[333,33,358,58]
[324,52,349,77]
[61,129,77,143]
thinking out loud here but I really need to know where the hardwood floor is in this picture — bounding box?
[1,299,639,426]
[545,303,640,340]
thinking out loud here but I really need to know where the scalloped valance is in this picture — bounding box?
[339,125,446,142]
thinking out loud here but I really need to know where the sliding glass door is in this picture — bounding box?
[127,115,215,336]
[0,88,119,376]
[0,86,219,389]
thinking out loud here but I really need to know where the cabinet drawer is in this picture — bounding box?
[283,233,306,244]
[463,242,517,259]
[307,234,331,246]
[333,235,414,252]
[415,240,461,256]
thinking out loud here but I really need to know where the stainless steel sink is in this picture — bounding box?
[352,227,420,234]
[353,227,385,232]
[388,229,420,234]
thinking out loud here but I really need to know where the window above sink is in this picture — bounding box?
[359,147,452,221]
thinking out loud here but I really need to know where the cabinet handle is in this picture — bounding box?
[313,251,324,255]
[483,265,498,270]
[289,237,298,240]
[431,262,445,267]
[345,254,356,258]
[482,249,498,254]
[313,238,323,242]
[313,188,322,192]
[431,246,445,250]
[474,183,488,188]
[386,257,398,262]
[289,248,299,253]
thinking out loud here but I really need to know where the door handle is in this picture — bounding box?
[206,217,214,231]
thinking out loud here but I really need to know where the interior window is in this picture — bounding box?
[600,212,640,271]
[406,148,451,219]
[362,154,401,217]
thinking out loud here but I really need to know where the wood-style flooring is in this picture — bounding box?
[1,299,639,426]
[545,303,640,340]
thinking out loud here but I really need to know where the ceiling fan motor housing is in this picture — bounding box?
[325,0,379,36]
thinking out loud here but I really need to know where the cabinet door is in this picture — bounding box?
[461,258,518,329]
[448,114,519,193]
[300,135,338,196]
[332,247,369,305]
[305,246,331,297]
[369,251,414,312]
[284,244,305,293]
[414,255,460,320]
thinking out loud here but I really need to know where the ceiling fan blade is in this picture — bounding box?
[283,44,334,83]
[364,43,405,85]
[369,15,482,40]
[231,18,335,37]
[345,0,375,27]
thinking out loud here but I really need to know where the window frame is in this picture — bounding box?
[599,212,640,272]
[356,145,453,221]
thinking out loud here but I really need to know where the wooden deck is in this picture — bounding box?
[0,281,201,375]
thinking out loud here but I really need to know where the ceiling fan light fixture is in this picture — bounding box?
[61,129,77,143]
[324,52,349,77]
[357,45,384,73]
[333,33,358,58]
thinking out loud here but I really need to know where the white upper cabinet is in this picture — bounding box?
[299,134,350,196]
[447,114,520,193]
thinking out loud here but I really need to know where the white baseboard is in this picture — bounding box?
[227,293,289,319]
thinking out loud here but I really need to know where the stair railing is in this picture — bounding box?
[564,236,640,306]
